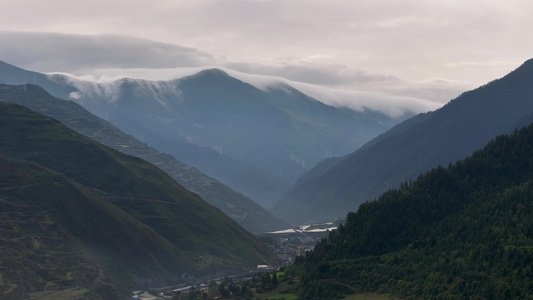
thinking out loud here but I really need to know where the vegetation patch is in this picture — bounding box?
[0,100,279,299]
[342,293,396,300]
[293,124,533,299]
[28,286,89,300]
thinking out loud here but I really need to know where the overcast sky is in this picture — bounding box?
[1,0,532,105]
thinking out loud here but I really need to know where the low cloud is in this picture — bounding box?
[223,61,473,103]
[44,64,441,119]
[213,68,445,117]
[390,78,476,103]
[61,66,444,118]
[294,84,443,118]
[0,31,480,104]
[225,61,400,87]
[0,32,215,73]
[262,79,443,118]
[0,30,469,116]
[68,91,82,100]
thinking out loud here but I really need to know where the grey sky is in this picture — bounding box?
[1,0,532,104]
[0,32,215,71]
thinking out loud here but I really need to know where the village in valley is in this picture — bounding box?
[130,222,340,299]
[261,222,340,265]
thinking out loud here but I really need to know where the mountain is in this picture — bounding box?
[0,102,278,299]
[0,61,402,207]
[294,123,533,299]
[275,58,533,224]
[0,154,191,300]
[0,83,287,233]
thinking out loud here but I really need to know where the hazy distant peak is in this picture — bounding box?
[174,68,256,90]
[56,66,442,118]
[196,68,229,76]
[185,68,233,81]
[0,59,443,118]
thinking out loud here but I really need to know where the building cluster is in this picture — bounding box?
[269,234,324,265]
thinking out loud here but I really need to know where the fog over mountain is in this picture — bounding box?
[56,66,442,117]
[67,65,471,104]
[0,30,479,105]
[0,82,288,233]
[275,58,533,224]
[0,60,440,207]
[57,68,404,206]
[1,1,533,299]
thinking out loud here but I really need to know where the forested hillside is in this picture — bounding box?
[294,124,533,299]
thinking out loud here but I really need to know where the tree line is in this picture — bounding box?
[290,124,533,299]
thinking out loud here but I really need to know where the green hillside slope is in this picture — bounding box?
[0,83,287,233]
[0,102,277,299]
[295,124,533,299]
[0,155,194,300]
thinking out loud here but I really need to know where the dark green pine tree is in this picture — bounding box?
[271,271,278,287]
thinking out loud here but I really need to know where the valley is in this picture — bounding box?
[0,82,288,233]
[0,61,410,208]
[260,221,342,265]
[275,58,533,225]
[1,54,533,300]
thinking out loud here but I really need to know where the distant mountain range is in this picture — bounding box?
[0,83,287,233]
[0,61,408,207]
[0,101,277,299]
[275,58,533,224]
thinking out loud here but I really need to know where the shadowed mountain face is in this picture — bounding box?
[0,102,278,299]
[275,58,533,225]
[0,83,288,233]
[0,61,402,207]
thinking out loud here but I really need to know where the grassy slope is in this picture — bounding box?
[0,155,192,299]
[0,83,288,233]
[0,102,278,298]
[342,294,396,300]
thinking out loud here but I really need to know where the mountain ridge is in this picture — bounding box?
[275,58,533,224]
[295,122,533,299]
[0,102,278,299]
[0,83,287,232]
[0,60,404,207]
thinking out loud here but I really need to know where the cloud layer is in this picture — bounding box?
[1,0,532,107]
[0,32,215,72]
[49,66,442,118]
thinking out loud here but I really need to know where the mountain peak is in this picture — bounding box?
[520,57,533,67]
[191,68,232,80]
[174,68,249,89]
[175,68,255,91]
[503,57,533,80]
